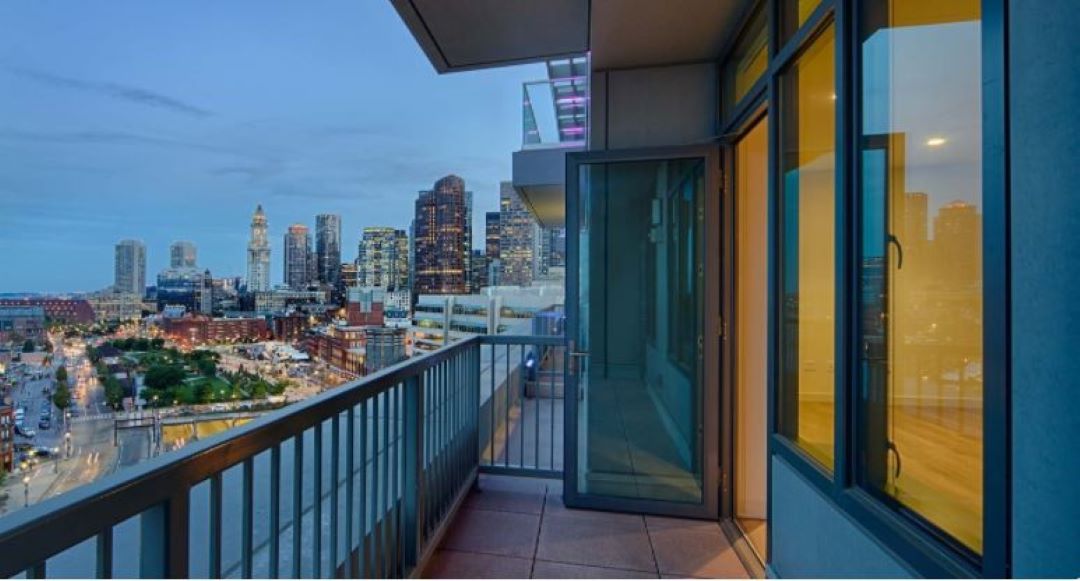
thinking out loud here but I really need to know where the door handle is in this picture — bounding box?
[568,351,589,376]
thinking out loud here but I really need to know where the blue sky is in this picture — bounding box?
[0,1,544,293]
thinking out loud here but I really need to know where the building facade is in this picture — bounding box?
[0,299,95,325]
[498,181,540,286]
[413,175,470,294]
[169,241,197,269]
[357,227,409,290]
[283,223,312,290]
[362,327,406,374]
[0,306,45,345]
[159,315,270,345]
[113,239,146,296]
[315,214,342,287]
[246,205,271,292]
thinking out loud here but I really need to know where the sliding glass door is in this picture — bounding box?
[565,146,720,518]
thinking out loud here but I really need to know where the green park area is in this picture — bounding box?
[89,338,290,408]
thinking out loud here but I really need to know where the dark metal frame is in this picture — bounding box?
[733,0,1012,577]
[564,144,722,519]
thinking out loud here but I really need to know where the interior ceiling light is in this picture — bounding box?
[926,137,947,147]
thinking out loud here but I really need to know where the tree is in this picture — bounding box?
[144,364,186,391]
[22,339,34,353]
[52,380,71,411]
[55,366,68,383]
[150,338,165,350]
[103,376,124,410]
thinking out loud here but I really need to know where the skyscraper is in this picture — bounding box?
[539,227,566,275]
[485,211,501,259]
[358,227,410,290]
[284,224,312,290]
[114,239,146,296]
[413,175,469,294]
[499,181,540,286]
[315,214,342,287]
[169,241,197,269]
[246,205,271,292]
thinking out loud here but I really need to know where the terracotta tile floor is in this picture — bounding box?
[424,475,750,579]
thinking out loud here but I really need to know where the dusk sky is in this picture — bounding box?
[0,1,544,293]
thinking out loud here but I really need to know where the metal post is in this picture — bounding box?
[402,374,423,573]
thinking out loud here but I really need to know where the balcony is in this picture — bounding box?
[0,335,745,579]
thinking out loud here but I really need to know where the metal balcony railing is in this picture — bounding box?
[0,334,565,579]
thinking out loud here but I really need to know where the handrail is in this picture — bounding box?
[0,335,483,579]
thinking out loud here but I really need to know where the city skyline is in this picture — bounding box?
[0,1,544,293]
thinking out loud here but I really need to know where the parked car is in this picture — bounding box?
[38,419,50,430]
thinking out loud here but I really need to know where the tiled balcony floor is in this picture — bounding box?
[423,475,750,579]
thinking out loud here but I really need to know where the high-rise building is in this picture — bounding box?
[358,227,410,290]
[114,239,146,296]
[315,214,342,287]
[470,249,489,291]
[169,241,197,269]
[538,227,566,275]
[284,224,312,290]
[464,190,473,291]
[413,175,469,294]
[246,205,271,292]
[485,211,501,259]
[156,267,211,315]
[498,182,539,286]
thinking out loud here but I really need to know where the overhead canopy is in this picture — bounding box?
[390,0,589,73]
[391,0,750,73]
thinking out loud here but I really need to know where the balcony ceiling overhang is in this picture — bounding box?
[391,0,749,73]
[390,0,590,73]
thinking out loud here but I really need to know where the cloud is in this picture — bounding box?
[0,128,266,159]
[5,66,213,118]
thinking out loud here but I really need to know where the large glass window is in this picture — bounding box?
[780,0,823,44]
[857,0,984,555]
[723,5,768,115]
[777,24,836,470]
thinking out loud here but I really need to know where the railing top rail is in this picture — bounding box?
[479,335,566,347]
[0,336,482,575]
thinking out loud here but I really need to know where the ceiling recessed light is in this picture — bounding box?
[926,137,947,147]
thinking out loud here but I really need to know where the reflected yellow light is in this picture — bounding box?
[926,137,947,147]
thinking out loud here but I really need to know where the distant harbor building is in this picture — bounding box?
[156,267,212,315]
[358,227,410,290]
[363,327,407,374]
[0,299,96,325]
[169,241,197,269]
[246,205,271,292]
[413,175,470,295]
[499,181,540,286]
[114,239,146,296]
[0,306,46,345]
[86,291,143,323]
[315,214,342,287]
[284,223,313,290]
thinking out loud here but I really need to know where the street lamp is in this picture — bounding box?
[65,430,72,459]
[22,474,30,507]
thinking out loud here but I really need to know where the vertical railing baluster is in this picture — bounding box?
[504,343,510,468]
[551,344,558,470]
[345,406,355,578]
[424,369,433,535]
[26,562,46,579]
[390,385,400,576]
[330,414,340,576]
[535,343,541,471]
[519,344,525,468]
[313,422,323,578]
[371,393,381,578]
[95,528,113,579]
[402,373,423,574]
[270,444,281,578]
[241,459,254,579]
[359,400,369,579]
[381,389,390,579]
[291,434,303,579]
[489,344,495,467]
[138,502,167,578]
[210,474,222,579]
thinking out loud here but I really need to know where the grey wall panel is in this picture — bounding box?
[770,456,913,578]
[1008,0,1080,577]
[598,63,717,150]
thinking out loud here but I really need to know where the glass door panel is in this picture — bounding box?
[566,147,719,517]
